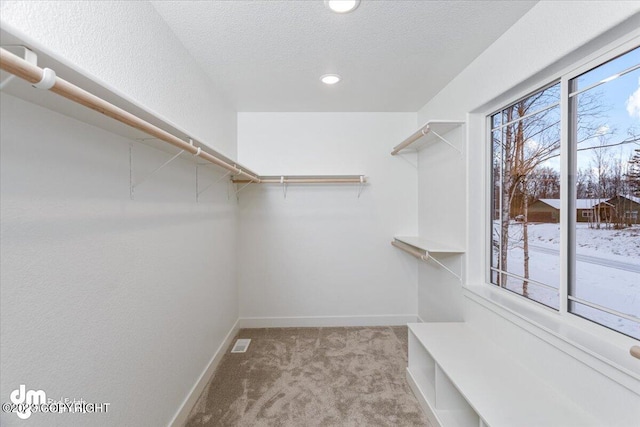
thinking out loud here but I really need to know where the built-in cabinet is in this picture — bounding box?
[406,323,599,427]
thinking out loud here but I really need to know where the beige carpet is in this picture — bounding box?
[184,326,429,427]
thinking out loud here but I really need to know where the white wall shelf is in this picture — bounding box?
[394,236,464,254]
[407,323,599,427]
[392,237,464,281]
[391,120,464,155]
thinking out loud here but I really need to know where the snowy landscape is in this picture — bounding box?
[493,222,640,338]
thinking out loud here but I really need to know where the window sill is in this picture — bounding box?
[463,282,640,394]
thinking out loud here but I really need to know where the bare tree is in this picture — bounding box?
[589,135,612,229]
[527,167,560,200]
[495,84,607,296]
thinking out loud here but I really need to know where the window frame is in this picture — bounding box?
[483,36,640,342]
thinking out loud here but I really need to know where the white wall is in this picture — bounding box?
[0,94,238,427]
[415,1,640,424]
[237,113,419,326]
[0,0,237,158]
[416,124,466,322]
[0,2,240,426]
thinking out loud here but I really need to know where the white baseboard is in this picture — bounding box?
[168,319,241,427]
[416,316,425,323]
[238,314,418,328]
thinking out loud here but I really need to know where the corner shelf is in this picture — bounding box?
[391,120,464,155]
[392,236,464,281]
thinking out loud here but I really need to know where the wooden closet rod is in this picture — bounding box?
[391,241,426,260]
[0,48,261,183]
[391,125,429,155]
[233,176,366,184]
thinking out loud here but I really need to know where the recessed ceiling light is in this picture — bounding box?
[320,74,341,85]
[325,0,360,14]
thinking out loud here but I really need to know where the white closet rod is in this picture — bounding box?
[0,47,261,183]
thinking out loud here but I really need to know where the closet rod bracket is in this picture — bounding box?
[32,67,56,90]
[0,45,37,90]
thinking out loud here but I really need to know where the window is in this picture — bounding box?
[568,46,640,339]
[490,45,640,339]
[490,83,561,309]
[624,210,638,219]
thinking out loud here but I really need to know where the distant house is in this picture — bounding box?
[528,198,616,223]
[588,200,616,223]
[605,194,640,225]
[528,199,560,223]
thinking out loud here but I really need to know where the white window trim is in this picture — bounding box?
[472,31,640,389]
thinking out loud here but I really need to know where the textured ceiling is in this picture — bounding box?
[151,1,537,112]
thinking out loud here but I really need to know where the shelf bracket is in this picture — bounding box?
[235,181,253,197]
[424,252,462,282]
[430,129,462,155]
[0,45,37,90]
[357,175,365,198]
[281,176,288,199]
[392,241,462,282]
[130,147,184,199]
[196,169,231,202]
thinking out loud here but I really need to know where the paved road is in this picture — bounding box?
[529,244,640,273]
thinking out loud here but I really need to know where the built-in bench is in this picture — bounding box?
[407,322,600,427]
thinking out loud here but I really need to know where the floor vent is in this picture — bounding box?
[231,339,251,353]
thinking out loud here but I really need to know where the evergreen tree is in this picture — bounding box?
[628,149,640,196]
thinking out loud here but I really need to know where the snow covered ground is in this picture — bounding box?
[529,223,640,260]
[492,222,639,338]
